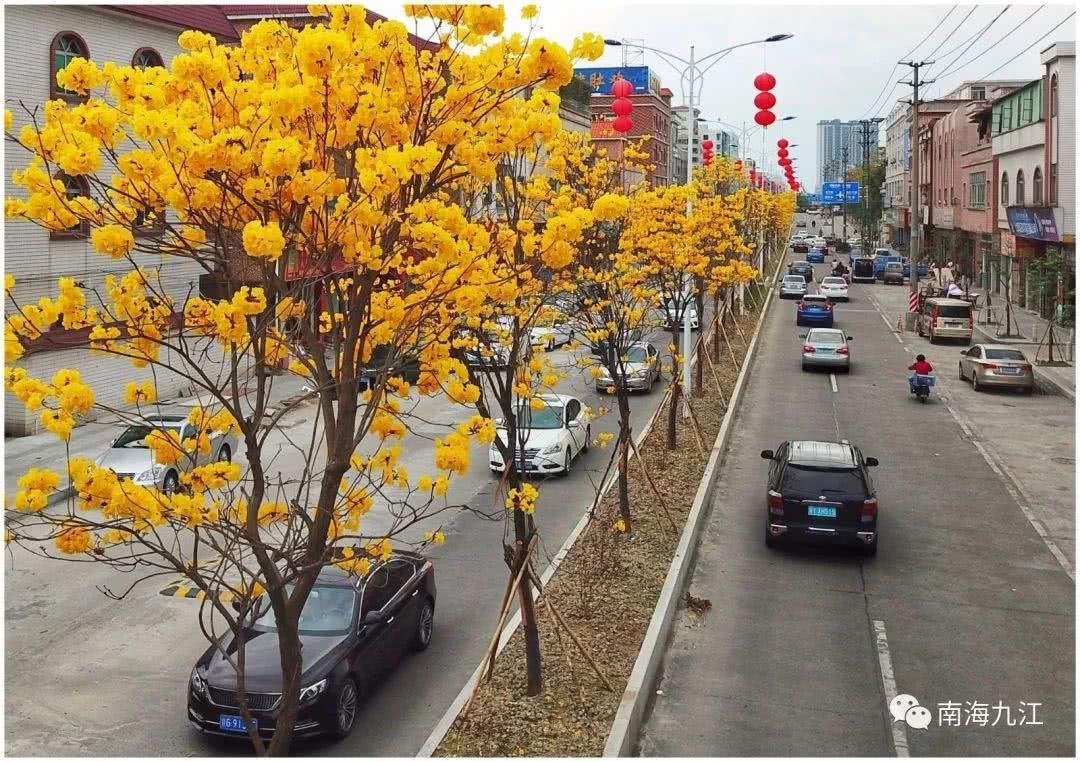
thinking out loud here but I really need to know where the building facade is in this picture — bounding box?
[671,104,700,184]
[1041,41,1075,324]
[816,119,867,187]
[3,5,238,435]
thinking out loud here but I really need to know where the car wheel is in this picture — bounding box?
[972,374,981,393]
[862,539,878,558]
[596,383,606,395]
[218,444,231,463]
[547,339,555,352]
[958,363,965,381]
[413,597,435,652]
[765,530,779,549]
[928,329,936,344]
[583,426,591,452]
[562,449,572,476]
[162,471,180,495]
[328,677,359,740]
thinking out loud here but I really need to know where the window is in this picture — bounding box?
[51,32,89,101]
[51,173,90,239]
[1050,74,1058,117]
[1016,170,1025,206]
[1021,90,1034,123]
[361,559,414,616]
[1000,172,1009,207]
[970,85,986,100]
[132,47,163,68]
[1031,167,1042,205]
[1050,163,1057,205]
[969,172,986,209]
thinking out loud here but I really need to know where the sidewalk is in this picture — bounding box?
[965,287,1075,400]
[4,372,312,512]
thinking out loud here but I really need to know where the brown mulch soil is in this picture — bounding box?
[436,305,762,758]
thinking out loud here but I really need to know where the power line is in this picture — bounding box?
[923,5,979,59]
[975,11,1076,81]
[861,4,958,118]
[926,5,1013,98]
[934,5,1045,82]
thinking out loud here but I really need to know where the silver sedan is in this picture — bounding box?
[958,344,1035,393]
[779,275,808,299]
[801,328,852,372]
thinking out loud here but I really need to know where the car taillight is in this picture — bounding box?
[802,344,815,353]
[982,363,998,370]
[861,498,878,523]
[768,490,784,515]
[825,302,833,310]
[837,346,849,355]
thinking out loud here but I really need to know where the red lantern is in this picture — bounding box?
[754,110,776,127]
[754,91,777,110]
[778,157,791,167]
[753,72,776,91]
[777,148,789,159]
[613,115,633,133]
[611,78,633,97]
[702,139,714,150]
[612,97,632,117]
[777,138,789,149]
[734,160,742,171]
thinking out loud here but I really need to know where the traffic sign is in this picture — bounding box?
[821,181,861,204]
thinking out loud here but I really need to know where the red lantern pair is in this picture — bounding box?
[611,78,634,134]
[701,138,714,166]
[753,71,777,128]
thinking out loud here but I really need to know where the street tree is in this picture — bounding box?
[4,5,602,753]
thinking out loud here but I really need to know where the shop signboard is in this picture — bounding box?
[1006,206,1060,241]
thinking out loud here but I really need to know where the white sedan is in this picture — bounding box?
[529,321,574,351]
[489,394,591,476]
[818,276,849,301]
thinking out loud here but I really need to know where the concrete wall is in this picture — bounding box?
[4,6,206,435]
[1043,47,1075,236]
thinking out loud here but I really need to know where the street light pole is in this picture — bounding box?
[605,33,793,400]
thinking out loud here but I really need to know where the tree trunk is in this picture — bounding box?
[712,292,722,363]
[694,330,704,398]
[510,480,542,697]
[266,617,303,756]
[615,389,632,529]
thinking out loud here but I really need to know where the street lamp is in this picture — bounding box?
[603,35,792,401]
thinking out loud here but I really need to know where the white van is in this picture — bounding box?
[917,297,973,344]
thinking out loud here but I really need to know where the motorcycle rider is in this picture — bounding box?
[909,354,934,375]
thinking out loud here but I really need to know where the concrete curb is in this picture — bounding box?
[971,324,1074,401]
[416,360,673,758]
[601,251,782,758]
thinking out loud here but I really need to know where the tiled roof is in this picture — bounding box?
[221,4,438,50]
[103,5,239,39]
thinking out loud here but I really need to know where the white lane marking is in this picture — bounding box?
[830,373,838,393]
[943,401,1075,581]
[873,619,911,758]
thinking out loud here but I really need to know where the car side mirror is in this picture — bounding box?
[568,420,581,429]
[110,437,117,447]
[760,449,775,460]
[847,336,853,341]
[799,333,807,339]
[865,457,879,467]
[362,610,386,627]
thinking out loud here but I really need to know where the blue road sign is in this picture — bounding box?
[822,182,861,204]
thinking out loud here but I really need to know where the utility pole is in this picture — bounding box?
[899,60,935,328]
[840,143,849,242]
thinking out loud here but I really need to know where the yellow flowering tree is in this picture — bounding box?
[546,131,657,531]
[4,5,601,753]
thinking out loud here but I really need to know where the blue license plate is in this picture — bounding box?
[807,505,837,518]
[219,714,255,733]
[1000,367,1019,374]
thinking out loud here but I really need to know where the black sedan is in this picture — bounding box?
[760,440,880,555]
[787,261,815,284]
[188,552,436,742]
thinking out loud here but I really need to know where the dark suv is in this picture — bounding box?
[759,440,880,555]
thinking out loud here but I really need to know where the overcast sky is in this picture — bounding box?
[380,2,1076,191]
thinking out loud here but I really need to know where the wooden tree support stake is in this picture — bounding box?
[526,566,615,693]
[700,342,729,408]
[682,396,707,453]
[627,436,679,535]
[730,309,750,347]
[477,534,537,687]
[717,314,741,370]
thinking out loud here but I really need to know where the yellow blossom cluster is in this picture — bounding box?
[505,482,540,515]
[13,467,61,512]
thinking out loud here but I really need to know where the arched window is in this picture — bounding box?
[132,47,163,68]
[1051,74,1058,117]
[51,32,90,101]
[1000,172,1009,207]
[1016,170,1025,206]
[51,173,91,239]
[1033,167,1043,205]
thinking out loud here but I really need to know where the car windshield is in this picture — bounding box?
[886,263,902,271]
[253,584,357,636]
[985,348,1026,361]
[803,297,828,304]
[782,465,865,495]
[808,330,844,345]
[624,347,649,363]
[783,277,804,285]
[112,424,181,449]
[510,403,564,430]
[936,305,970,318]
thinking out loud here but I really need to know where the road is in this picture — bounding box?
[4,327,681,756]
[639,258,1074,755]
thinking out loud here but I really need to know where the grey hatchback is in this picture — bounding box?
[801,328,852,371]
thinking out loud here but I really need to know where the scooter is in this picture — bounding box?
[909,373,935,403]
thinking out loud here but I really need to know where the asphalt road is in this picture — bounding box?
[4,324,685,756]
[639,270,1074,755]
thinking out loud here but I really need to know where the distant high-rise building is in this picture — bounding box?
[816,119,868,188]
